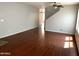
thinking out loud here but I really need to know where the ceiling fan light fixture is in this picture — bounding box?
[50,2,64,8]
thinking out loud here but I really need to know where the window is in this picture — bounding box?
[64,36,74,48]
[39,8,45,39]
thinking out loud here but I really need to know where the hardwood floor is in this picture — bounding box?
[0,28,77,56]
[45,31,77,56]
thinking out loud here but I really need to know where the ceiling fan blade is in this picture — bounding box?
[46,2,64,8]
[57,5,64,8]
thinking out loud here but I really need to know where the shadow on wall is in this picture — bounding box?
[45,6,60,19]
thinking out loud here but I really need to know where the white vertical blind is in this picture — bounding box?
[76,9,79,33]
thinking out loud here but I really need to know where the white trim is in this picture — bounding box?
[46,29,74,35]
[0,26,37,39]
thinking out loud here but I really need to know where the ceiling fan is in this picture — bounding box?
[49,2,64,8]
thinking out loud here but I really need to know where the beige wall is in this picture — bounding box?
[46,5,78,34]
[0,2,38,38]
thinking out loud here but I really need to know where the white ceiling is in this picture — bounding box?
[23,2,79,8]
[60,2,79,5]
[23,2,50,8]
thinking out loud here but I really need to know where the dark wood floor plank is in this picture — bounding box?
[0,28,77,56]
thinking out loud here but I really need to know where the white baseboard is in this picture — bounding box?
[45,29,75,35]
[0,26,37,39]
